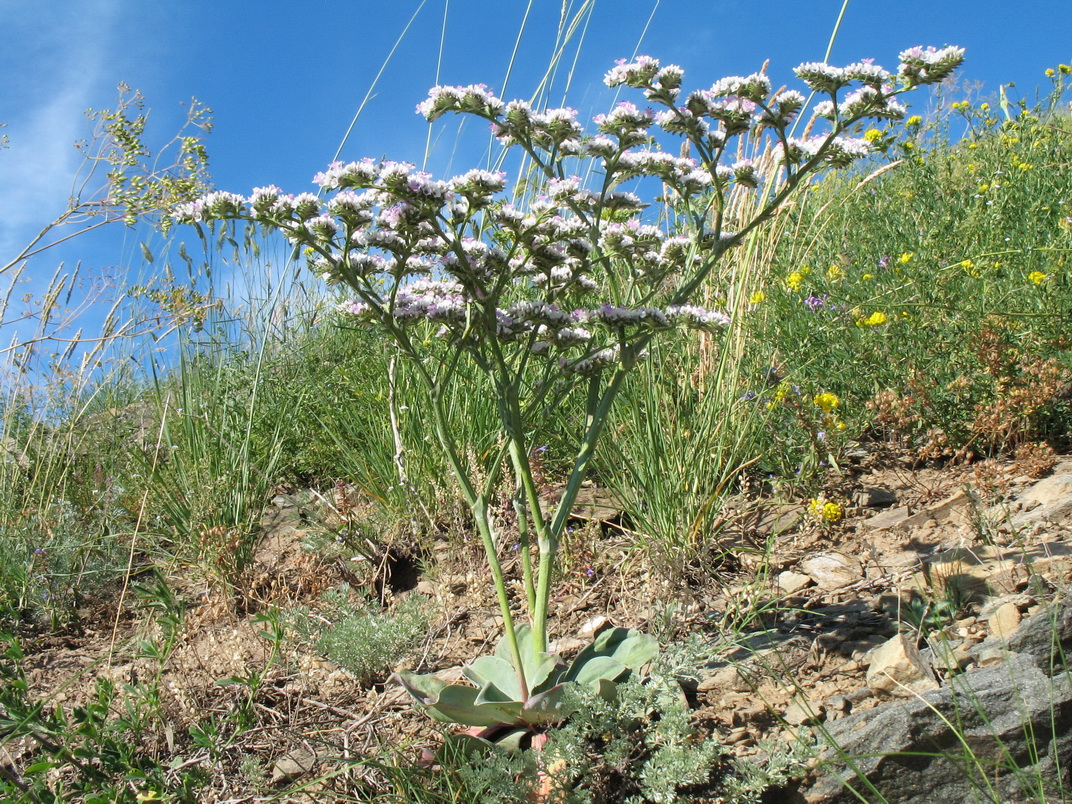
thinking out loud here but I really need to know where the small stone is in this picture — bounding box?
[578,615,610,640]
[988,602,1022,639]
[975,646,1008,667]
[826,695,850,713]
[863,505,912,531]
[724,728,752,745]
[698,664,748,693]
[784,699,825,726]
[415,580,436,596]
[777,570,813,595]
[978,593,1033,619]
[271,749,317,783]
[799,551,864,591]
[854,487,898,508]
[927,635,971,672]
[549,637,586,656]
[866,634,940,696]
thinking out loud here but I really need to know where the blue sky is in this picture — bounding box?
[1,0,1069,356]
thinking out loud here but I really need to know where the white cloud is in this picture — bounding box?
[0,0,124,261]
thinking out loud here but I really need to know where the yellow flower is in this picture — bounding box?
[960,259,975,270]
[826,264,843,280]
[862,273,873,280]
[813,392,839,414]
[864,128,883,143]
[860,311,887,327]
[898,252,914,264]
[786,272,805,291]
[906,115,922,128]
[978,183,990,193]
[1061,64,1072,75]
[1029,271,1047,285]
[749,290,766,305]
[766,381,792,410]
[1046,68,1057,77]
[809,498,843,523]
[979,102,989,111]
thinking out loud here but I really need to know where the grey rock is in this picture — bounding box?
[777,570,813,595]
[990,594,1072,671]
[1010,460,1072,526]
[804,652,1072,803]
[271,748,318,783]
[854,487,899,508]
[863,505,912,531]
[800,552,864,591]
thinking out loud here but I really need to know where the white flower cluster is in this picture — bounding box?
[776,135,872,167]
[666,304,732,330]
[173,191,246,223]
[897,46,965,86]
[814,85,907,122]
[793,62,854,94]
[603,55,662,88]
[707,72,771,102]
[417,83,505,121]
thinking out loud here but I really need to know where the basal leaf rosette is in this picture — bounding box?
[394,626,658,749]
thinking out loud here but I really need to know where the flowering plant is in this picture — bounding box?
[175,46,961,734]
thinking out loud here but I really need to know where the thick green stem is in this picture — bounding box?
[469,498,529,700]
[426,377,529,699]
[512,479,537,616]
[531,363,631,653]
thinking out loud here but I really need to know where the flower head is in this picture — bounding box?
[809,498,843,523]
[813,392,840,414]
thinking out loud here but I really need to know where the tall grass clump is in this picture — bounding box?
[0,87,212,627]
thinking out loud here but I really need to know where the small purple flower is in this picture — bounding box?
[878,255,891,269]
[804,294,827,312]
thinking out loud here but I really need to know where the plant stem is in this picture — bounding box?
[426,375,529,698]
[531,362,631,653]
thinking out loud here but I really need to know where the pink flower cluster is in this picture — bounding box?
[174,47,962,372]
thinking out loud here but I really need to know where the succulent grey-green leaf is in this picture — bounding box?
[566,654,627,688]
[521,682,578,724]
[394,671,522,726]
[492,625,565,692]
[464,655,522,700]
[572,627,658,671]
